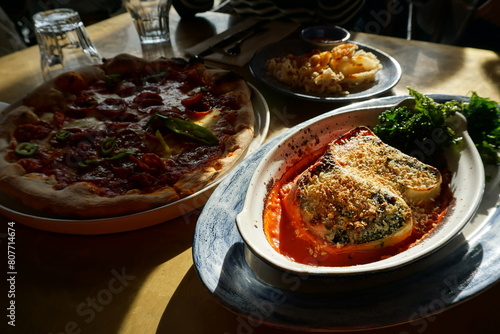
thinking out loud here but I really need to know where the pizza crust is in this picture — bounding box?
[23,66,106,112]
[0,170,179,217]
[0,54,256,218]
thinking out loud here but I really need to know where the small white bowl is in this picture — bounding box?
[236,98,485,276]
[300,25,350,50]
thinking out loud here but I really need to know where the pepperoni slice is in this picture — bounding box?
[96,98,128,117]
[117,112,139,122]
[133,92,163,109]
[17,158,44,173]
[115,129,146,151]
[66,96,98,118]
[216,93,240,110]
[116,81,136,97]
[14,121,52,141]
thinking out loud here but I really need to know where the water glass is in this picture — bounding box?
[33,8,101,80]
[123,0,173,44]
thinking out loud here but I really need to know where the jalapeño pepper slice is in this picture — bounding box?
[144,114,219,146]
[165,117,219,145]
[106,149,136,161]
[77,149,135,169]
[55,130,72,143]
[15,142,38,157]
[78,159,98,169]
[100,137,116,156]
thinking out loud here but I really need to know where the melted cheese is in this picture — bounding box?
[194,108,221,129]
[330,127,442,203]
[63,117,104,130]
[281,126,442,250]
[284,153,413,249]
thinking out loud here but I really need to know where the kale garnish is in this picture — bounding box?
[373,88,500,165]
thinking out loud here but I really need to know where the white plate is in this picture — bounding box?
[249,40,402,102]
[0,85,270,235]
[193,94,499,331]
[237,97,484,275]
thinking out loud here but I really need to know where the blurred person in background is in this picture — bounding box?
[174,0,500,50]
[0,6,26,56]
[463,0,500,51]
[410,0,500,51]
[173,0,408,37]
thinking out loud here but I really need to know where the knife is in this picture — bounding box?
[194,20,267,59]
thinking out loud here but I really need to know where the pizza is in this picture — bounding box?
[0,54,255,218]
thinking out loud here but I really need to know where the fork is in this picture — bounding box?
[212,27,268,57]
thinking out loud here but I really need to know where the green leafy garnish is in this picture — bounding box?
[373,88,459,157]
[373,88,500,165]
[459,92,500,165]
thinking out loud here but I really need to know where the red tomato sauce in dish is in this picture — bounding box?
[263,147,454,267]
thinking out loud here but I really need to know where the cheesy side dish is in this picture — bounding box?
[267,43,382,95]
[264,127,451,267]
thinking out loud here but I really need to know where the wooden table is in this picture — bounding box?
[0,9,498,334]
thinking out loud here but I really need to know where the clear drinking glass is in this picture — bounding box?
[33,8,101,80]
[123,0,173,44]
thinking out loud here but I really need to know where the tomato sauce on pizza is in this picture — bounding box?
[0,54,255,218]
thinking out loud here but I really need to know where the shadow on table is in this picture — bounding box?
[155,229,485,334]
[175,16,217,53]
[7,208,202,334]
[252,80,398,136]
[155,265,241,334]
[481,55,500,97]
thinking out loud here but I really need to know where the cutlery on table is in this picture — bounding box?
[194,20,268,59]
[212,27,269,57]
